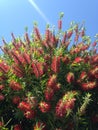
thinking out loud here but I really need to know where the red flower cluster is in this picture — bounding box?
[0,61,10,73]
[18,101,32,111]
[51,56,61,73]
[18,101,36,119]
[56,91,76,117]
[31,61,44,78]
[39,101,51,113]
[81,81,96,91]
[66,72,75,83]
[9,80,22,91]
[44,75,61,101]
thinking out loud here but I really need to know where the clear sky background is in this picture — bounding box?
[0,0,98,45]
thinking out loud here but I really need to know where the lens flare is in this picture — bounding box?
[28,0,50,23]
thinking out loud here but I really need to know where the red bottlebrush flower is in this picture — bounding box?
[9,81,22,91]
[0,94,5,101]
[73,57,83,64]
[51,56,61,73]
[67,30,73,39]
[12,96,20,105]
[80,29,85,37]
[12,42,19,51]
[18,101,31,112]
[15,42,22,48]
[25,32,30,44]
[14,124,22,130]
[44,87,54,101]
[51,34,56,45]
[34,122,46,130]
[55,99,66,117]
[0,121,4,127]
[81,44,89,51]
[0,46,9,56]
[31,62,38,77]
[42,40,49,48]
[65,98,76,110]
[81,81,96,90]
[92,41,97,47]
[11,33,16,43]
[39,101,51,113]
[47,75,57,88]
[45,29,50,41]
[36,62,44,76]
[70,47,81,55]
[58,20,62,30]
[23,52,31,64]
[66,72,75,83]
[2,37,7,45]
[12,64,24,78]
[24,110,35,119]
[0,85,4,91]
[37,47,44,55]
[74,34,79,42]
[0,61,10,73]
[34,27,41,40]
[61,56,70,64]
[79,71,87,81]
[31,61,44,78]
[12,38,22,51]
[62,32,67,44]
[11,51,23,65]
[56,91,76,118]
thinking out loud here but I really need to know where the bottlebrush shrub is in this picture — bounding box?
[0,14,98,130]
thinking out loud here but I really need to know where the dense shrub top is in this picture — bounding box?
[0,14,98,130]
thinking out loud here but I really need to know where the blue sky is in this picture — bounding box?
[0,0,98,45]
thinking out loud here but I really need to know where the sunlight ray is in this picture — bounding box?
[28,0,50,23]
